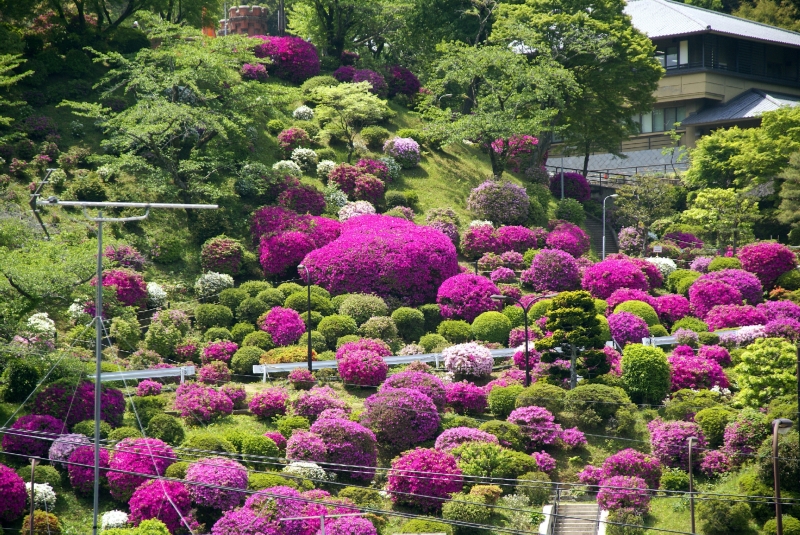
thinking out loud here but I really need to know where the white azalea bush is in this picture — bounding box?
[272,160,302,178]
[147,282,168,309]
[291,148,319,174]
[27,482,57,510]
[645,257,678,278]
[293,105,315,120]
[194,272,234,301]
[338,201,376,222]
[101,510,129,530]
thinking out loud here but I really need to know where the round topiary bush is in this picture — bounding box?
[399,519,454,535]
[248,387,289,419]
[582,258,649,299]
[0,463,27,523]
[242,330,273,350]
[107,438,175,501]
[146,414,185,446]
[688,278,743,319]
[68,445,110,495]
[670,316,709,333]
[2,414,65,458]
[386,448,463,511]
[201,236,244,276]
[361,388,440,454]
[240,435,279,468]
[437,274,501,323]
[129,479,192,533]
[391,307,426,342]
[381,371,446,410]
[185,456,248,510]
[442,492,491,533]
[284,291,334,316]
[520,248,580,292]
[231,346,265,375]
[471,311,512,344]
[437,320,473,343]
[195,304,234,331]
[337,294,389,326]
[708,256,742,272]
[621,344,671,404]
[739,241,797,289]
[253,35,320,83]
[442,342,494,377]
[613,300,660,326]
[478,420,525,451]
[515,383,567,414]
[445,381,488,415]
[309,417,378,480]
[317,314,358,348]
[20,511,62,535]
[488,384,524,418]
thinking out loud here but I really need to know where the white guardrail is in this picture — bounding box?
[88,366,195,383]
[641,327,742,347]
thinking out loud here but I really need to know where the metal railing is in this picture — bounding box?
[545,165,685,188]
[87,366,195,383]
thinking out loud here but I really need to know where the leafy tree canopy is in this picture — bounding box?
[614,175,678,253]
[681,188,760,241]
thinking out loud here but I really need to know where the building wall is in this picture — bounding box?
[656,71,800,104]
[218,5,269,36]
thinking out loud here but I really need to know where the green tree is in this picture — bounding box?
[0,54,31,127]
[423,41,577,177]
[535,290,608,388]
[778,153,800,232]
[734,337,798,409]
[491,0,664,175]
[681,188,759,251]
[734,0,800,31]
[614,175,677,254]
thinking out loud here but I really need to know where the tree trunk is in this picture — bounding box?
[569,344,577,390]
[582,141,591,178]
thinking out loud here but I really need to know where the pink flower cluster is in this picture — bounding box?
[381,371,446,410]
[704,304,766,330]
[444,381,488,414]
[278,184,327,216]
[546,222,590,258]
[338,349,389,387]
[490,135,539,173]
[249,387,289,419]
[104,245,146,271]
[435,427,499,452]
[608,312,649,347]
[136,379,162,396]
[290,385,349,420]
[654,294,690,326]
[697,344,731,366]
[198,361,231,384]
[647,419,706,469]
[287,430,327,462]
[560,427,588,449]
[260,307,306,346]
[202,340,238,364]
[361,388,439,452]
[757,299,800,322]
[549,172,590,202]
[507,406,562,449]
[96,268,147,307]
[201,236,244,276]
[69,445,109,494]
[437,273,501,322]
[764,317,800,341]
[186,457,248,510]
[0,464,26,523]
[241,62,268,80]
[129,480,194,533]
[220,384,247,409]
[520,248,580,292]
[700,450,731,476]
[668,345,728,390]
[597,475,650,514]
[252,35,321,83]
[600,448,662,490]
[738,241,796,289]
[688,278,742,318]
[107,438,176,501]
[288,368,316,389]
[386,65,421,97]
[384,137,421,168]
[582,258,649,299]
[442,342,494,377]
[386,448,463,511]
[701,269,763,305]
[2,414,64,458]
[607,288,656,310]
[174,382,233,422]
[467,180,529,225]
[309,417,378,480]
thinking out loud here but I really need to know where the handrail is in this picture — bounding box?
[548,484,561,535]
[594,502,602,535]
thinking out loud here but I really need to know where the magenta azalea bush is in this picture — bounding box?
[68,445,109,495]
[252,35,320,83]
[467,181,529,226]
[546,222,590,258]
[352,69,388,96]
[129,480,193,533]
[437,273,501,322]
[700,450,731,477]
[290,385,349,420]
[0,463,26,523]
[201,236,244,276]
[607,288,657,310]
[174,382,233,422]
[507,406,562,449]
[136,379,162,397]
[202,340,238,364]
[608,312,650,347]
[704,304,766,330]
[96,268,147,308]
[758,299,800,322]
[549,172,590,202]
[286,430,327,462]
[105,244,146,271]
[688,278,743,319]
[445,381,488,414]
[185,457,248,510]
[697,344,731,366]
[597,475,650,515]
[738,241,796,289]
[647,419,706,469]
[260,307,306,346]
[582,259,649,299]
[701,269,763,305]
[764,317,800,341]
[327,517,377,535]
[520,248,580,292]
[309,417,378,480]
[664,231,703,249]
[601,448,662,490]
[386,448,463,511]
[198,361,232,385]
[361,388,440,452]
[302,215,459,306]
[722,409,769,462]
[442,342,494,377]
[461,225,500,258]
[264,431,287,450]
[381,371,446,410]
[260,231,316,277]
[2,414,64,458]
[560,427,588,449]
[654,294,690,326]
[288,368,316,390]
[690,256,713,272]
[435,427,499,452]
[336,338,393,358]
[496,226,541,253]
[383,137,421,168]
[249,387,289,419]
[337,349,389,387]
[533,450,557,473]
[668,345,728,390]
[219,384,247,409]
[32,381,125,429]
[278,184,326,216]
[107,438,176,501]
[386,65,421,97]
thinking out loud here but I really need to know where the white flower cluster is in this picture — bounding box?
[282,461,334,481]
[442,342,494,377]
[317,159,337,180]
[338,201,376,222]
[68,300,87,321]
[27,312,56,337]
[398,344,425,356]
[101,510,129,530]
[291,148,319,173]
[469,220,494,228]
[26,482,57,510]
[194,272,234,300]
[96,165,115,180]
[147,282,168,309]
[293,105,315,121]
[323,184,348,209]
[272,160,302,178]
[378,156,401,182]
[645,257,678,278]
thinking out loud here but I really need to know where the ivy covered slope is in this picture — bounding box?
[1,5,800,535]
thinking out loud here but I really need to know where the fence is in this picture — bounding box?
[87,366,196,383]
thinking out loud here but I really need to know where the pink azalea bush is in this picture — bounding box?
[309,417,378,480]
[49,433,90,469]
[129,480,193,533]
[546,222,590,258]
[757,299,800,322]
[520,248,580,292]
[174,382,233,422]
[386,65,421,97]
[607,288,657,310]
[582,258,649,299]
[105,244,146,271]
[668,346,728,390]
[327,517,377,535]
[219,384,247,409]
[764,317,800,341]
[260,231,317,277]
[252,35,320,83]
[336,338,393,358]
[738,241,796,289]
[248,387,289,419]
[198,361,231,385]
[68,445,110,494]
[512,348,542,370]
[33,381,125,428]
[445,381,488,414]
[288,368,316,389]
[286,430,327,462]
[185,457,248,510]
[690,256,713,272]
[701,269,763,305]
[467,180,529,225]
[108,438,176,501]
[578,465,605,488]
[96,268,147,307]
[560,427,588,449]
[722,409,769,463]
[664,231,703,249]
[381,371,446,410]
[278,184,326,216]
[507,406,562,449]
[608,312,650,347]
[600,448,662,490]
[461,224,500,258]
[491,266,516,284]
[202,340,238,364]
[437,273,501,322]
[442,342,494,377]
[654,294,691,326]
[386,448,463,511]
[352,69,388,96]
[688,278,743,318]
[704,304,766,330]
[0,463,26,523]
[496,226,541,253]
[290,385,349,420]
[2,414,64,458]
[361,389,440,452]
[435,427,500,452]
[264,431,287,450]
[597,476,650,515]
[533,451,557,473]
[700,450,731,477]
[136,379,162,397]
[337,349,389,387]
[201,236,244,276]
[647,419,706,469]
[697,345,731,366]
[260,307,306,346]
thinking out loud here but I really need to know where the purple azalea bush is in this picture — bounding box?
[260,307,306,346]
[361,388,440,452]
[435,427,499,452]
[647,419,706,469]
[384,137,421,168]
[437,273,501,322]
[107,438,176,501]
[185,457,248,510]
[386,448,463,511]
[252,35,320,83]
[738,242,796,289]
[546,222,590,258]
[704,304,766,330]
[520,248,580,292]
[249,387,289,419]
[668,346,728,390]
[467,181,529,226]
[507,406,562,449]
[607,312,650,347]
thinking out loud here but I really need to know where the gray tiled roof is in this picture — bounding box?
[551,148,689,173]
[681,89,800,125]
[624,0,800,48]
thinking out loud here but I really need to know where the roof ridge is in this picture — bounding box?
[649,0,709,31]
[656,0,800,38]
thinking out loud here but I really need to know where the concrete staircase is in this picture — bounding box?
[584,214,618,257]
[553,503,600,535]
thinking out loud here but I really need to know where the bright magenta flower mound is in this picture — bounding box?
[654,294,690,326]
[688,278,742,318]
[582,258,649,299]
[380,371,446,410]
[186,457,248,510]
[597,476,650,515]
[361,388,440,452]
[0,463,27,523]
[327,517,378,535]
[445,381,488,414]
[33,381,124,428]
[668,346,728,391]
[704,304,766,330]
[286,430,326,462]
[136,379,162,397]
[201,236,244,276]
[758,300,800,322]
[607,288,656,310]
[108,438,176,502]
[129,480,193,533]
[738,241,796,289]
[302,215,459,306]
[608,311,649,347]
[337,349,388,387]
[546,221,590,258]
[260,306,305,346]
[174,382,233,422]
[437,273,501,322]
[202,340,238,364]
[248,387,289,419]
[701,269,763,305]
[442,342,494,377]
[290,385,349,420]
[386,448,463,511]
[600,448,662,490]
[647,419,706,469]
[252,35,320,83]
[507,406,562,449]
[96,268,147,307]
[309,417,378,480]
[68,446,109,494]
[2,414,64,458]
[434,427,499,452]
[467,180,529,225]
[520,248,580,292]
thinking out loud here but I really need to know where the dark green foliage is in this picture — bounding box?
[232,346,265,375]
[317,315,358,348]
[219,288,248,312]
[128,396,166,428]
[240,435,279,467]
[231,322,256,344]
[708,257,742,272]
[763,516,800,535]
[17,464,62,489]
[309,331,328,353]
[285,292,334,316]
[766,394,799,422]
[195,304,234,330]
[180,434,235,460]
[67,172,107,202]
[108,426,142,442]
[419,333,448,352]
[276,415,311,437]
[440,413,482,430]
[165,462,189,480]
[670,316,709,333]
[777,269,800,291]
[471,311,512,344]
[621,344,671,404]
[299,310,324,330]
[242,331,274,351]
[257,289,286,308]
[660,468,689,492]
[564,384,636,435]
[239,281,272,297]
[613,300,659,326]
[758,432,800,492]
[437,320,473,343]
[146,414,185,446]
[385,190,410,208]
[555,198,585,225]
[248,472,298,491]
[73,419,111,439]
[528,299,552,320]
[697,496,752,535]
[301,75,339,95]
[663,389,723,421]
[515,383,567,414]
[488,384,524,418]
[478,420,524,451]
[2,360,40,402]
[237,298,271,324]
[739,472,776,522]
[204,327,233,341]
[516,471,551,505]
[392,307,426,342]
[360,126,391,149]
[338,486,382,506]
[418,303,443,332]
[694,406,735,448]
[649,324,669,337]
[606,510,646,535]
[453,442,521,480]
[221,429,247,452]
[338,294,389,325]
[697,332,720,346]
[442,493,491,534]
[399,519,453,535]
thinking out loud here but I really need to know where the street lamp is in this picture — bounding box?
[491,293,557,387]
[602,194,618,260]
[298,264,313,373]
[772,418,794,535]
[687,437,698,535]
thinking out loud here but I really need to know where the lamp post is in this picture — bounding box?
[298,264,313,372]
[491,293,557,387]
[28,458,38,535]
[560,153,565,200]
[772,418,794,535]
[687,437,698,535]
[602,194,618,260]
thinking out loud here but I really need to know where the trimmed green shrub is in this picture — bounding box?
[453,442,519,480]
[165,461,189,480]
[594,299,608,315]
[502,305,525,328]
[267,119,286,134]
[317,315,358,348]
[675,271,702,295]
[285,291,334,316]
[400,519,454,535]
[338,486,382,506]
[708,257,742,272]
[204,327,233,341]
[597,314,611,341]
[528,299,552,321]
[621,344,671,404]
[128,396,166,427]
[392,307,426,342]
[694,406,735,448]
[607,510,646,535]
[385,190,410,208]
[17,464,62,489]
[231,346,265,375]
[257,289,286,308]
[478,420,524,451]
[757,432,800,492]
[471,311,512,345]
[418,303,443,332]
[663,389,722,421]
[359,316,399,343]
[248,472,297,491]
[330,293,353,311]
[440,413,482,430]
[697,332,720,346]
[242,331,274,350]
[221,428,247,452]
[670,316,709,334]
[180,434,235,460]
[2,361,40,402]
[276,415,311,437]
[697,496,752,535]
[336,335,361,348]
[237,297,271,324]
[660,468,690,492]
[361,126,391,149]
[219,288,248,312]
[108,426,142,442]
[419,333,448,352]
[516,383,567,414]
[231,322,256,344]
[308,330,328,353]
[763,515,800,535]
[564,384,636,435]
[666,269,695,293]
[146,414,185,445]
[299,310,324,329]
[397,128,425,144]
[195,304,233,330]
[338,294,389,325]
[614,300,660,326]
[240,435,279,467]
[649,324,669,337]
[73,419,111,439]
[277,282,304,296]
[488,384,524,418]
[239,281,272,297]
[516,471,551,505]
[555,198,585,225]
[776,269,800,291]
[437,320,473,343]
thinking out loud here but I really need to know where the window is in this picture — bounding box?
[634,106,687,133]
[655,43,680,69]
[653,108,664,131]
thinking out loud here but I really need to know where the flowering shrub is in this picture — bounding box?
[507,406,562,449]
[101,510,129,530]
[277,127,311,153]
[107,438,176,501]
[386,65,421,97]
[688,279,742,318]
[310,417,378,480]
[272,160,302,178]
[689,256,712,272]
[337,349,389,387]
[386,448,463,511]
[654,294,690,326]
[582,259,649,299]
[263,431,286,451]
[700,450,731,477]
[668,346,728,390]
[757,300,800,322]
[212,487,303,534]
[701,269,763,305]
[437,273,501,322]
[129,480,193,533]
[646,257,678,279]
[293,105,314,120]
[105,245,146,271]
[520,248,580,292]
[381,371,446,410]
[2,414,64,458]
[623,256,664,289]
[352,69,388,96]
[248,388,289,419]
[461,225,500,258]
[33,381,124,429]
[608,312,650,347]
[219,384,246,409]
[0,464,27,523]
[290,385,349,420]
[647,419,706,469]
[66,445,109,495]
[337,338,393,358]
[289,368,316,389]
[601,448,662,490]
[435,427,499,452]
[278,184,326,215]
[136,379,162,397]
[664,231,703,249]
[560,427,588,449]
[49,433,90,469]
[738,241,796,288]
[549,172,590,202]
[361,389,440,453]
[607,288,657,310]
[467,181,529,225]
[198,361,231,384]
[302,216,458,305]
[495,226,541,253]
[578,465,604,488]
[241,62,268,80]
[287,430,327,462]
[618,227,643,255]
[698,345,731,366]
[96,269,147,308]
[353,173,385,204]
[337,200,376,221]
[259,231,316,276]
[327,517,377,535]
[721,409,768,464]
[260,307,306,346]
[252,35,320,83]
[384,137,421,168]
[334,65,356,81]
[202,340,238,364]
[173,382,233,422]
[546,222,591,258]
[194,272,234,301]
[718,324,767,348]
[201,236,244,276]
[491,266,516,284]
[597,476,650,515]
[704,304,766,330]
[764,317,800,341]
[443,343,494,377]
[185,457,248,510]
[445,381,488,414]
[533,451,557,473]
